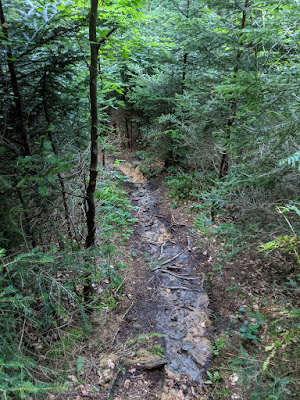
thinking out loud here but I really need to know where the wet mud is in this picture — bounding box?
[115,173,211,399]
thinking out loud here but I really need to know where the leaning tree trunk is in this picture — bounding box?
[85,0,99,249]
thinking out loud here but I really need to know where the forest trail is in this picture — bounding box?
[111,159,211,399]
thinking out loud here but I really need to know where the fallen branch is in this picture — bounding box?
[160,251,184,267]
[158,241,166,260]
[187,236,192,252]
[160,269,200,281]
[166,265,183,270]
[106,366,122,400]
[162,285,203,292]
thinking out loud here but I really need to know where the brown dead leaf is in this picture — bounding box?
[124,379,131,389]
[68,375,78,383]
[107,359,115,369]
[29,333,37,341]
[229,373,239,385]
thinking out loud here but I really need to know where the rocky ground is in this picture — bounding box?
[112,165,212,399]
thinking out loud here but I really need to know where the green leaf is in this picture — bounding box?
[76,356,85,377]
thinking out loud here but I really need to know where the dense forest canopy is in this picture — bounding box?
[0,0,299,398]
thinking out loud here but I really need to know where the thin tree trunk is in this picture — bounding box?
[0,0,31,156]
[42,71,74,240]
[181,1,189,93]
[13,177,36,247]
[84,3,117,302]
[125,111,131,149]
[218,1,249,179]
[85,0,99,249]
[182,52,188,93]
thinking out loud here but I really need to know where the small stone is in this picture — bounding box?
[169,331,185,340]
[181,343,193,352]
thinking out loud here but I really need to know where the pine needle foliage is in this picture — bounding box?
[0,247,92,398]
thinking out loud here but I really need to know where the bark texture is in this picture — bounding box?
[86,0,99,248]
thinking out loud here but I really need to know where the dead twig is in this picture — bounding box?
[114,277,126,295]
[152,251,184,271]
[106,366,123,400]
[162,285,203,292]
[160,269,200,281]
[111,301,134,345]
[158,241,166,261]
[59,392,104,399]
[135,207,142,217]
[18,317,26,352]
[166,265,183,270]
[187,236,192,252]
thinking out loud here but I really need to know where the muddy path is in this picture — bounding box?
[113,163,211,399]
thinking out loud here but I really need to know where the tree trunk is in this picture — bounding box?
[85,0,99,249]
[42,71,74,241]
[218,0,249,179]
[181,1,189,93]
[182,52,188,93]
[0,0,31,157]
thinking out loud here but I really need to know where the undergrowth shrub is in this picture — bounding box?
[96,169,137,242]
[207,303,299,400]
[0,247,90,398]
[230,345,293,400]
[165,169,216,202]
[0,167,136,398]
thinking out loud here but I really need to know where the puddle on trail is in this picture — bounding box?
[115,162,211,398]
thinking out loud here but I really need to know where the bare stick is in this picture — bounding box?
[18,317,26,352]
[162,285,203,292]
[106,366,122,400]
[166,265,183,270]
[187,236,192,252]
[114,277,126,295]
[160,251,184,266]
[160,270,200,281]
[111,301,134,345]
[152,251,184,271]
[158,241,166,260]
